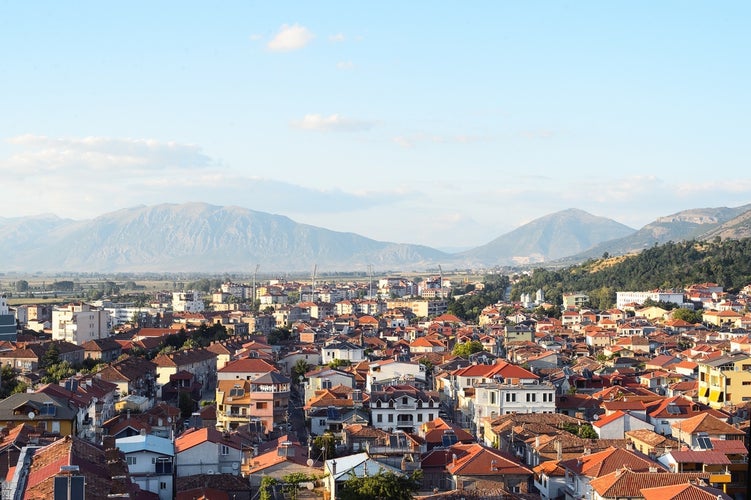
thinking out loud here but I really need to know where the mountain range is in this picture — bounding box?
[0,202,750,273]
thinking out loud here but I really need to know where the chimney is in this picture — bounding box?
[555,440,562,461]
[331,459,337,475]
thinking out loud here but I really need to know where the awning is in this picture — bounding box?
[709,390,723,403]
[699,387,709,398]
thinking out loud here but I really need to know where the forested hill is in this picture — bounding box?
[511,238,751,309]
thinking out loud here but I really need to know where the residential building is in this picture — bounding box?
[117,433,175,500]
[172,291,204,312]
[0,392,77,435]
[0,295,16,341]
[473,381,556,438]
[616,290,686,309]
[562,292,589,309]
[174,427,245,476]
[51,302,111,345]
[697,351,751,409]
[10,435,136,499]
[369,384,440,433]
[215,371,290,433]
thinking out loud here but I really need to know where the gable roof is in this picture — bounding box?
[445,443,532,477]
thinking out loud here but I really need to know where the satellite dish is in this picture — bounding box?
[306,459,314,467]
[28,411,35,420]
[167,417,172,423]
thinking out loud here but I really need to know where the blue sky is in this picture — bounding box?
[1,1,749,250]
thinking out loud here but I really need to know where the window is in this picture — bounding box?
[403,397,408,405]
[388,414,393,422]
[256,402,268,409]
[377,414,383,423]
[127,456,137,465]
[429,413,434,421]
[418,414,423,422]
[160,482,167,490]
[220,444,230,456]
[319,419,326,426]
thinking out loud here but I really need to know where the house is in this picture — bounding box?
[0,392,78,435]
[324,452,403,500]
[217,357,278,381]
[174,427,245,476]
[369,384,440,433]
[534,460,567,500]
[367,359,427,390]
[96,355,157,399]
[589,469,711,500]
[321,341,365,363]
[216,371,291,433]
[81,336,123,362]
[696,351,751,409]
[473,380,557,438]
[153,347,218,396]
[10,435,137,499]
[592,410,654,439]
[243,436,320,487]
[303,367,356,403]
[669,412,745,449]
[559,446,666,500]
[117,433,175,500]
[445,443,534,495]
[640,483,732,500]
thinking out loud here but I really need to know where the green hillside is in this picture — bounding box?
[511,238,751,310]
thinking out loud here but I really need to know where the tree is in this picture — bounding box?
[452,340,484,358]
[42,343,61,368]
[178,391,194,419]
[292,359,311,383]
[328,359,351,369]
[672,307,703,324]
[312,432,336,461]
[338,470,422,500]
[15,280,29,292]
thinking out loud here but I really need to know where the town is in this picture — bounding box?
[0,274,749,500]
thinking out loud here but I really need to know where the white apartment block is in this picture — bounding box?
[616,291,686,309]
[52,303,112,345]
[473,381,556,440]
[172,291,205,312]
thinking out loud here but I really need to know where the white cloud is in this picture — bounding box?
[3,135,211,176]
[249,33,263,41]
[267,24,314,52]
[336,61,354,70]
[291,114,374,132]
[329,33,345,42]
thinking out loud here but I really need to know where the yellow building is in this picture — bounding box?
[697,352,751,409]
[0,393,77,436]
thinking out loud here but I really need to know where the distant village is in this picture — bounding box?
[0,275,750,500]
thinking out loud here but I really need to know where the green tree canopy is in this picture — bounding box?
[452,340,485,358]
[338,471,421,500]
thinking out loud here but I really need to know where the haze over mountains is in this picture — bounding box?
[0,202,750,273]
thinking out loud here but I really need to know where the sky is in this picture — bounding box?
[1,1,749,250]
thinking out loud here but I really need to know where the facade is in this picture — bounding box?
[172,291,204,313]
[616,290,686,309]
[562,292,589,309]
[174,427,244,476]
[0,295,16,341]
[473,381,556,438]
[117,434,175,500]
[216,372,291,433]
[369,385,440,433]
[697,352,751,409]
[52,303,111,345]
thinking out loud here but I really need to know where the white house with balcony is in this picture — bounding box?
[369,385,440,433]
[117,434,175,500]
